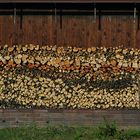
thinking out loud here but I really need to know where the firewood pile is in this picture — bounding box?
[0,44,140,109]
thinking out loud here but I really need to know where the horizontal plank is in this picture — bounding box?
[0,0,139,4]
[0,109,140,127]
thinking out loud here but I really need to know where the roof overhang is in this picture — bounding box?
[0,0,139,15]
[0,0,139,4]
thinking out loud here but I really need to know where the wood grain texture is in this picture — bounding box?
[0,15,139,48]
[0,109,140,128]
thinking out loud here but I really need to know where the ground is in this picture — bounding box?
[0,122,140,140]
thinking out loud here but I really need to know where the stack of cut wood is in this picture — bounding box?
[0,44,139,109]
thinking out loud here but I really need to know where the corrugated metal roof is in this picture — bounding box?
[0,0,139,3]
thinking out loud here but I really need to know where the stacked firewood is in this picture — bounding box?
[0,44,139,109]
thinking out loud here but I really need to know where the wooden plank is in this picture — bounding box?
[1,16,15,45]
[0,16,2,45]
[136,30,140,49]
[0,14,138,48]
[23,16,31,44]
[111,16,116,47]
[129,16,134,48]
[126,16,130,48]
[34,16,43,45]
[42,16,51,45]
[1,109,140,127]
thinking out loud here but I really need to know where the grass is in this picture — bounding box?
[0,121,140,140]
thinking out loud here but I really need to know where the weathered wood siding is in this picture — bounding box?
[0,109,140,128]
[0,15,139,48]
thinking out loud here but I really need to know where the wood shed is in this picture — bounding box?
[0,0,139,48]
[0,0,140,127]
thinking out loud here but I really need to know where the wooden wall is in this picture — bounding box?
[0,109,140,127]
[0,15,139,48]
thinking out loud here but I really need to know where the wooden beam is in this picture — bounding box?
[0,9,139,15]
[0,0,139,4]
